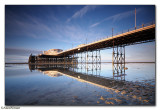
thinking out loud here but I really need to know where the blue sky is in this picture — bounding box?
[5,5,155,63]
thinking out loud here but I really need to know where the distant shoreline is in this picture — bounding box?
[5,62,155,64]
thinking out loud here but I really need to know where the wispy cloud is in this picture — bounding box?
[19,14,54,36]
[59,24,87,44]
[5,48,42,63]
[6,7,102,46]
[6,10,60,40]
[67,5,98,23]
[5,48,42,56]
[90,22,101,28]
[11,13,86,44]
[90,8,143,28]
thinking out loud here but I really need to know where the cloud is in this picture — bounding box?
[5,48,42,63]
[6,10,60,40]
[90,8,143,28]
[60,25,87,44]
[90,22,101,28]
[17,14,54,38]
[6,7,101,46]
[67,5,98,22]
[5,55,29,63]
[14,13,86,44]
[5,48,42,56]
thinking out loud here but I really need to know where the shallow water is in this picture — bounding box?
[5,63,155,105]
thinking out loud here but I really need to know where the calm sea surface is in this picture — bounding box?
[5,63,155,105]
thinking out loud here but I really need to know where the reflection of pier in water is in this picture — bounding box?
[29,63,125,82]
[29,64,125,88]
[29,64,155,104]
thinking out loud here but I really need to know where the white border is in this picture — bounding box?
[1,0,159,110]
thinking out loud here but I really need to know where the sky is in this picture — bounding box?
[5,5,155,63]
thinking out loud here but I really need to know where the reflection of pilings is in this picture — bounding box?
[112,45,126,81]
[29,63,101,78]
[29,63,155,104]
[76,63,101,76]
[28,64,125,89]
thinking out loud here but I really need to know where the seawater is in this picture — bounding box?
[5,63,155,105]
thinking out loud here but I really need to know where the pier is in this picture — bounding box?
[28,22,155,64]
[28,22,155,77]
